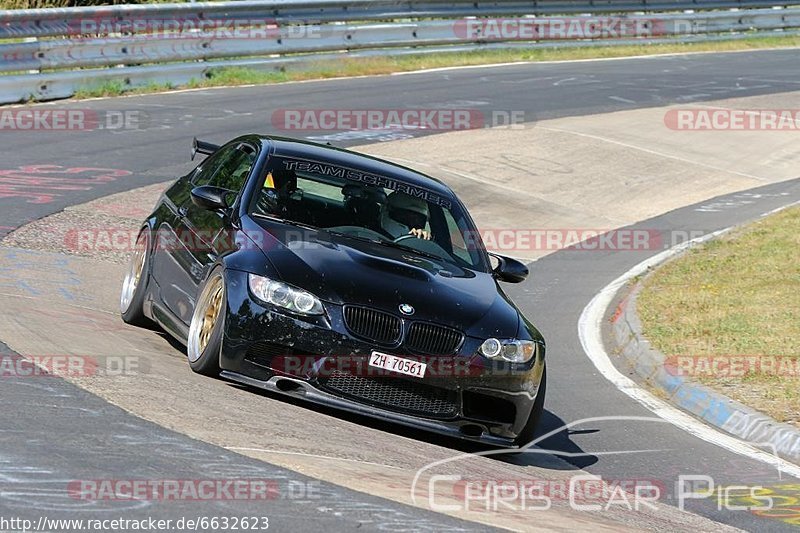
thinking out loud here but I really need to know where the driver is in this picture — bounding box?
[380,192,431,240]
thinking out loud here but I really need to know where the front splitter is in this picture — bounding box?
[220,370,518,448]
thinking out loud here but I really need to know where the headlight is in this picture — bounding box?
[479,338,538,363]
[248,273,324,315]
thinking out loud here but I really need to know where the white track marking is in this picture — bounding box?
[553,77,578,86]
[577,219,800,478]
[383,156,549,200]
[609,96,636,104]
[391,46,800,76]
[762,200,800,216]
[537,125,767,181]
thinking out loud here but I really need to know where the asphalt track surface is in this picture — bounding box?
[1,49,800,531]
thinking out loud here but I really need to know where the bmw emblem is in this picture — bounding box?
[399,303,415,316]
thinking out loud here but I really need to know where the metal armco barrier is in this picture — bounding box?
[0,0,798,104]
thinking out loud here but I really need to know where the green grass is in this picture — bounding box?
[638,206,800,424]
[189,67,292,87]
[73,80,178,99]
[50,33,800,100]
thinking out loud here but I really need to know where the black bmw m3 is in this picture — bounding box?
[120,135,546,447]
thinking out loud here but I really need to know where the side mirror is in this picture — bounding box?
[191,186,230,212]
[490,253,529,283]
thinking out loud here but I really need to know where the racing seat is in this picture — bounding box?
[342,185,386,232]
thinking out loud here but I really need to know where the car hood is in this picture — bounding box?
[244,217,520,337]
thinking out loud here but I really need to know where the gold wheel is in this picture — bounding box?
[120,230,148,313]
[198,284,223,353]
[188,273,224,363]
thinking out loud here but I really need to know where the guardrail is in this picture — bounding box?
[1,0,798,104]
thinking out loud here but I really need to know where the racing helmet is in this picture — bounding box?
[381,192,429,237]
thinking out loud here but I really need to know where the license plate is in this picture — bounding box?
[369,351,426,378]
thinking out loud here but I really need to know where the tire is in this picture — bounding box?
[513,366,547,448]
[186,268,225,376]
[120,227,154,327]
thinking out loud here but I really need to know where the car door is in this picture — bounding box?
[151,161,218,323]
[157,141,257,324]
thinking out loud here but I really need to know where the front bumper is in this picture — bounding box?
[220,371,521,447]
[220,269,545,445]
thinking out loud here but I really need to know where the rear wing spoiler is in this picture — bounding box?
[191,137,220,160]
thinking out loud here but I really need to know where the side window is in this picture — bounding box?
[191,149,226,186]
[193,143,255,192]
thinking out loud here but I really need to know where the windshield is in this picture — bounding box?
[248,156,488,270]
